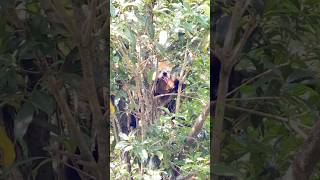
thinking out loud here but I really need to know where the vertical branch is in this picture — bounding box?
[38,0,110,178]
[48,78,95,162]
[212,65,231,164]
[111,113,120,143]
[212,2,256,179]
[78,44,108,179]
[83,0,98,44]
[176,44,190,114]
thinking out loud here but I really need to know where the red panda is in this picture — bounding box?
[152,61,185,112]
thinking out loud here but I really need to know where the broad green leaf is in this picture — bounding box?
[155,151,163,160]
[123,145,133,152]
[119,133,129,141]
[215,16,231,46]
[30,90,55,114]
[110,1,116,17]
[115,140,129,150]
[26,2,41,13]
[57,41,71,56]
[240,85,256,98]
[212,163,245,180]
[139,149,148,162]
[158,30,168,46]
[60,73,82,89]
[14,102,35,139]
[286,69,313,83]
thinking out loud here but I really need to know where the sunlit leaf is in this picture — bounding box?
[139,149,148,163]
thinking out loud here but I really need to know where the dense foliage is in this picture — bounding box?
[213,0,320,179]
[1,0,320,179]
[111,0,210,179]
[0,0,108,179]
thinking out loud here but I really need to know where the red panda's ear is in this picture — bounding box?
[157,61,173,71]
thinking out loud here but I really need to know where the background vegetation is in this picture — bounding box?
[1,0,320,180]
[110,0,210,179]
[213,0,320,179]
[0,0,108,179]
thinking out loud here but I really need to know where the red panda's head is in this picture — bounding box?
[152,61,186,113]
[153,61,177,98]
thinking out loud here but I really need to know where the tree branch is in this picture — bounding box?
[227,62,289,97]
[78,44,108,178]
[223,0,246,55]
[48,77,94,163]
[83,0,98,44]
[186,102,210,144]
[231,16,257,65]
[45,0,79,40]
[282,118,320,180]
[213,2,257,178]
[226,104,288,123]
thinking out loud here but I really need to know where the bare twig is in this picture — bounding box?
[226,104,288,123]
[227,62,289,97]
[176,44,191,114]
[226,96,282,102]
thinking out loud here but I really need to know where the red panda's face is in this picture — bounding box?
[157,68,172,86]
[153,61,175,96]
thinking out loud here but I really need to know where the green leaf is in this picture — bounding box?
[119,133,129,141]
[110,1,116,17]
[285,83,307,95]
[139,149,148,163]
[32,158,52,179]
[115,140,129,150]
[212,163,245,180]
[57,41,71,56]
[286,69,313,83]
[26,2,41,13]
[215,16,231,46]
[147,20,155,39]
[123,145,133,153]
[240,85,256,98]
[251,0,265,15]
[60,73,82,89]
[14,102,35,139]
[155,151,163,160]
[283,0,300,13]
[0,70,17,90]
[30,90,55,114]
